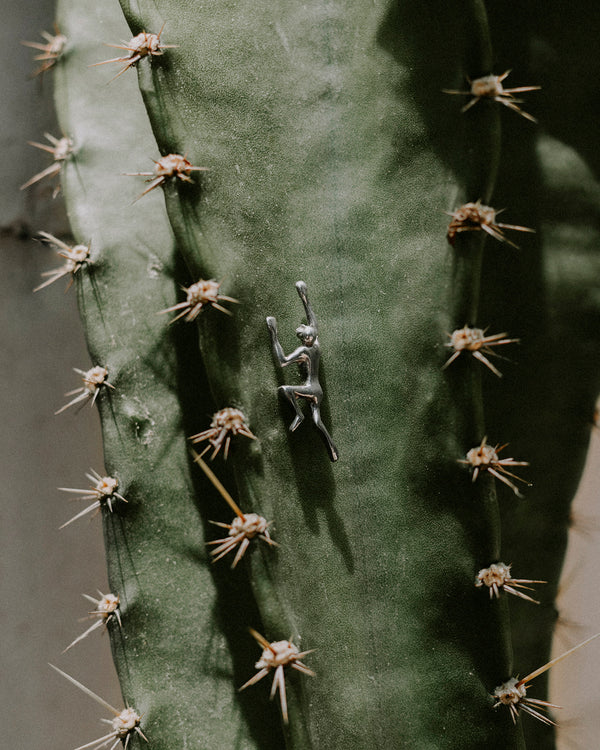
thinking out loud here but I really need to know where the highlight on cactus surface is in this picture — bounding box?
[126,153,208,200]
[55,366,114,415]
[194,453,277,567]
[34,231,90,292]
[158,278,238,322]
[446,201,535,248]
[92,23,176,81]
[443,70,541,122]
[63,592,121,653]
[21,27,67,76]
[239,629,315,724]
[58,469,126,529]
[458,437,531,497]
[475,563,546,604]
[49,665,148,750]
[442,325,519,377]
[20,133,73,197]
[493,632,600,726]
[189,407,257,460]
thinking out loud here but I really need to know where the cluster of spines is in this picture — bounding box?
[442,55,579,729]
[24,9,600,745]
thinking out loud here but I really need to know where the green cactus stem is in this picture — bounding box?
[45,0,600,747]
[113,0,521,746]
[52,0,283,747]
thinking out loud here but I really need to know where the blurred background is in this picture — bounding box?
[2,3,599,749]
[1,3,121,749]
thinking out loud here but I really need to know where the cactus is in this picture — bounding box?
[25,0,600,747]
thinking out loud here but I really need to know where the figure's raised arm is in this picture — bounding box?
[266,315,283,359]
[267,316,306,366]
[296,281,318,333]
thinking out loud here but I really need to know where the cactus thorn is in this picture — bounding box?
[158,278,238,322]
[208,513,277,568]
[58,469,126,528]
[189,407,257,459]
[446,200,535,249]
[21,27,67,77]
[55,366,114,415]
[192,452,245,518]
[20,134,73,197]
[493,632,600,725]
[458,437,531,497]
[193,452,277,566]
[443,325,519,377]
[63,592,121,653]
[443,70,541,122]
[125,153,209,201]
[239,629,315,724]
[34,231,90,292]
[91,23,177,81]
[476,562,546,604]
[49,665,147,749]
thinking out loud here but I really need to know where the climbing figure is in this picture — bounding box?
[266,281,339,462]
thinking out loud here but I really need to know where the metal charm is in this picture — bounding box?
[266,281,338,462]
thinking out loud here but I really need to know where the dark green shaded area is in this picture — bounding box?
[476,4,600,747]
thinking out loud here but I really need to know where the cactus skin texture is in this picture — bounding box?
[48,0,600,748]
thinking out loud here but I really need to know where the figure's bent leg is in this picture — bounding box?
[310,402,339,462]
[278,385,305,431]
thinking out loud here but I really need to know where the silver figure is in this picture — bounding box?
[266,281,339,462]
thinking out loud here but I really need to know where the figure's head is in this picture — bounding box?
[296,324,316,346]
